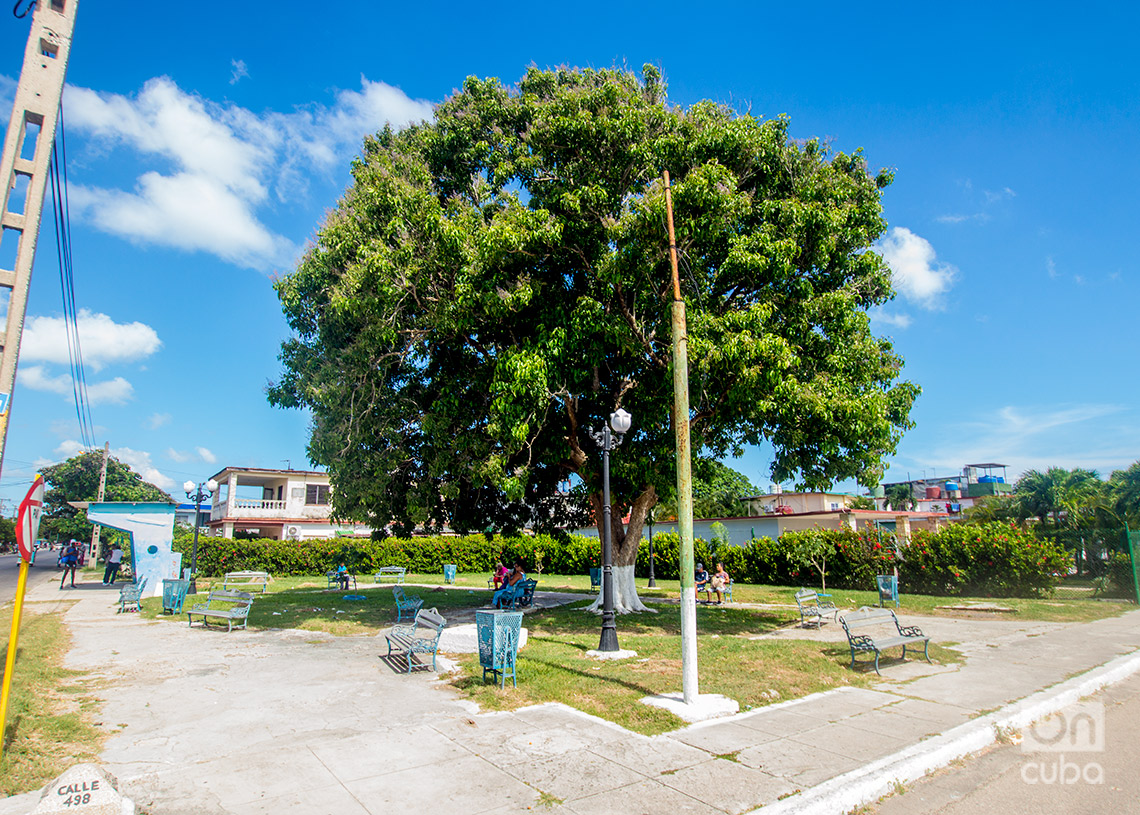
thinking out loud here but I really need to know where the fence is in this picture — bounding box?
[1047,526,1140,603]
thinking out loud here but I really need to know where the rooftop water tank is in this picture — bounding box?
[925,486,942,499]
[944,481,959,492]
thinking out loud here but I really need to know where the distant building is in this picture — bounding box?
[174,502,210,529]
[573,486,947,548]
[206,466,372,540]
[876,462,1012,516]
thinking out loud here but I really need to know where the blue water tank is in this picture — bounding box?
[944,481,959,492]
[979,475,997,483]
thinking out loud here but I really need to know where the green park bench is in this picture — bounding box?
[186,590,254,632]
[840,606,931,675]
[794,588,838,628]
[385,607,447,673]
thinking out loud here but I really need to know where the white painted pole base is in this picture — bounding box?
[680,587,699,704]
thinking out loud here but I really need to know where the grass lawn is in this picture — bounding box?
[452,599,962,735]
[0,605,103,795]
[139,571,1132,634]
[131,570,1120,736]
[140,580,491,636]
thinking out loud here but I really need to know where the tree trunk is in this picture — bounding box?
[586,484,657,614]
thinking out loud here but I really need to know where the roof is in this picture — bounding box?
[208,465,327,482]
[965,463,1007,468]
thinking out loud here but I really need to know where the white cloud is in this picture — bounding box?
[107,445,175,491]
[935,213,989,225]
[877,227,956,309]
[19,365,133,405]
[1046,256,1058,279]
[62,75,433,271]
[930,403,1129,478]
[230,59,249,85]
[21,309,160,371]
[148,412,171,429]
[984,186,1017,203]
[50,441,173,491]
[167,447,217,465]
[869,309,912,329]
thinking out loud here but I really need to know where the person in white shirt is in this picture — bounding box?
[103,543,123,584]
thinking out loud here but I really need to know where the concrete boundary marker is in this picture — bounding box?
[749,647,1140,815]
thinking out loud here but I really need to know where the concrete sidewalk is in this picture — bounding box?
[4,576,1140,815]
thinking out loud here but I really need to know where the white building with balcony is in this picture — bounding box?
[205,466,372,540]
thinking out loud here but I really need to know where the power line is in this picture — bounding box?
[46,107,95,451]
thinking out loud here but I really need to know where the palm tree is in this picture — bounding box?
[883,483,915,511]
[1015,467,1104,529]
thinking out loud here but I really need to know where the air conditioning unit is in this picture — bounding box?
[286,526,300,540]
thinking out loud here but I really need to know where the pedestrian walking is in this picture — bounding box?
[59,540,79,589]
[103,542,123,584]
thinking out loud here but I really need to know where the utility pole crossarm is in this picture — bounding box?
[0,0,80,475]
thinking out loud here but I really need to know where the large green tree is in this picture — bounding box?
[40,451,174,542]
[656,458,758,520]
[269,66,919,605]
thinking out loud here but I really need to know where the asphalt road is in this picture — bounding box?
[872,671,1140,814]
[0,551,68,606]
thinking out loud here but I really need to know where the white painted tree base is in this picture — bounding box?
[585,564,657,614]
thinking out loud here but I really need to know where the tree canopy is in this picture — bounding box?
[40,451,173,541]
[269,65,919,559]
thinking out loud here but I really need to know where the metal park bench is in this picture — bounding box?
[186,590,254,632]
[118,577,149,613]
[222,570,270,593]
[498,578,537,610]
[840,606,931,675]
[375,566,406,584]
[327,570,357,590]
[385,607,447,673]
[794,588,838,628]
[393,585,424,622]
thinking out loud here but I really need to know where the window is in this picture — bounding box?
[305,484,330,505]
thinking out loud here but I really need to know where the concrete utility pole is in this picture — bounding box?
[0,0,80,476]
[89,440,108,558]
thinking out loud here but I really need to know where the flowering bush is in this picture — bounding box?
[899,522,1069,597]
[179,520,1069,597]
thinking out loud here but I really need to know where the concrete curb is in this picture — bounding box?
[750,647,1140,815]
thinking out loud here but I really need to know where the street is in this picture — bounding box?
[0,552,69,607]
[872,671,1140,814]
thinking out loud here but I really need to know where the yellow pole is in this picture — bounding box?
[0,559,31,762]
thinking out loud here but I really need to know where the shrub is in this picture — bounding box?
[899,522,1068,597]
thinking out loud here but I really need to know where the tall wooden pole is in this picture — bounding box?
[663,170,698,704]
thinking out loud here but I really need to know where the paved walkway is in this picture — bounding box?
[4,577,1140,815]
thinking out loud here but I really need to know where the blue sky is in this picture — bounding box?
[0,1,1136,508]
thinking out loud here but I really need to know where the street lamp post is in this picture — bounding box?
[589,409,632,653]
[183,478,218,595]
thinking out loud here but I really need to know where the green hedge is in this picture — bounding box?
[178,521,1070,598]
[901,522,1070,597]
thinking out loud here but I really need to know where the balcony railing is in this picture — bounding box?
[231,498,287,511]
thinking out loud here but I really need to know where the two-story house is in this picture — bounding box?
[206,466,372,540]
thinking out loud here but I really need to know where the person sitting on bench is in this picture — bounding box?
[492,562,526,608]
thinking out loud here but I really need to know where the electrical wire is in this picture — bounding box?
[46,107,95,451]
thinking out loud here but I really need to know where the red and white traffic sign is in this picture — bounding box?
[16,474,44,562]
